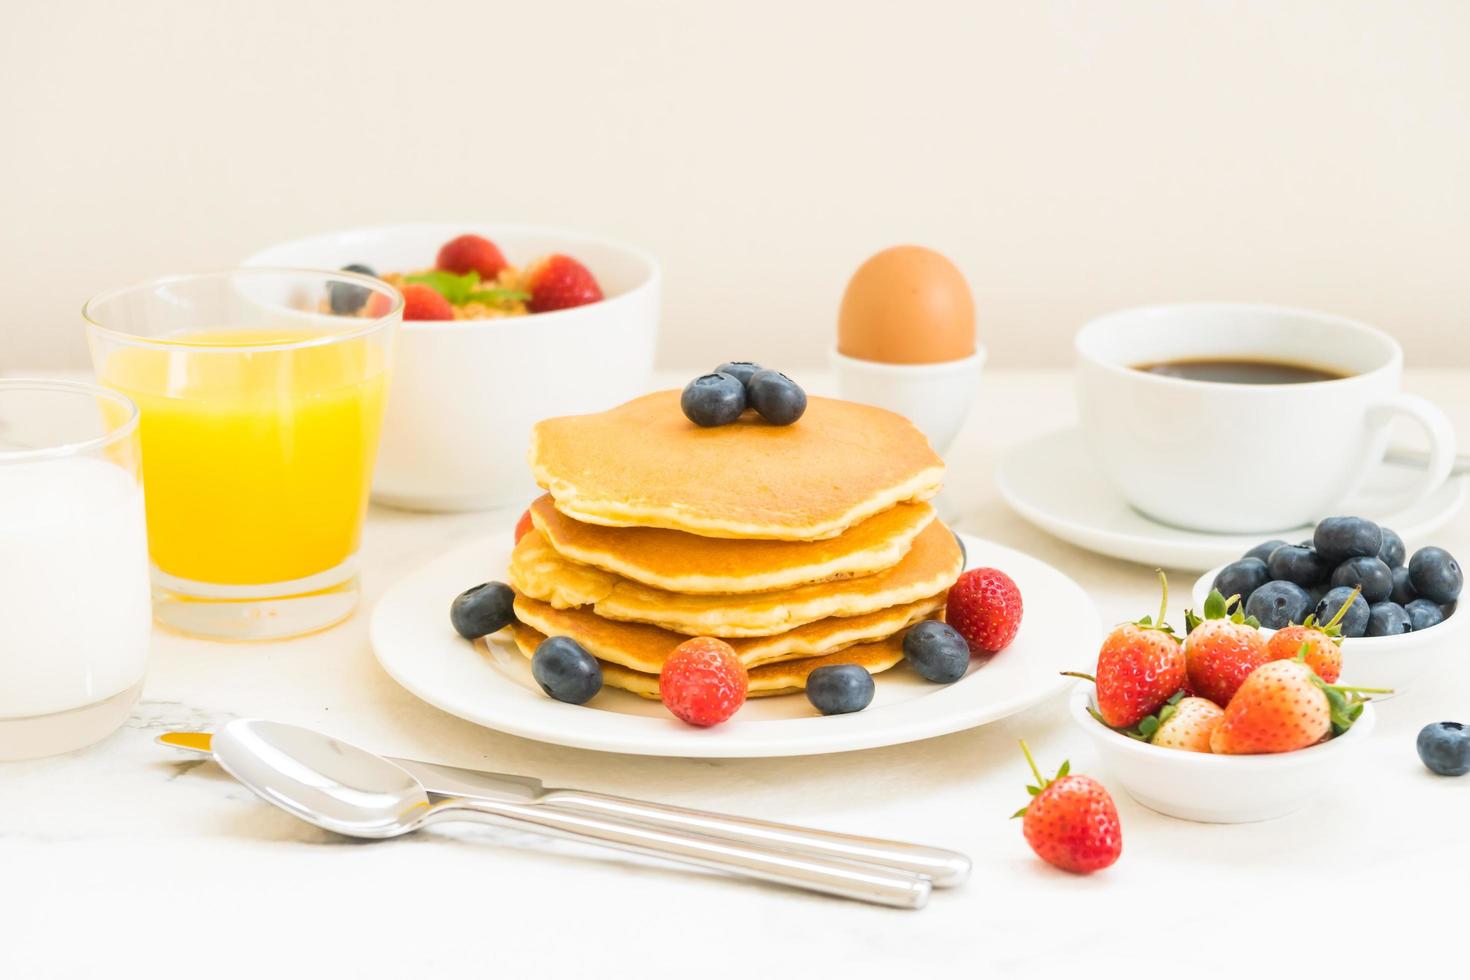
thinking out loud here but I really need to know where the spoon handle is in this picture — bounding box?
[430,797,932,909]
[542,788,970,887]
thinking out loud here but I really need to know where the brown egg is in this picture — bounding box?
[837,246,976,364]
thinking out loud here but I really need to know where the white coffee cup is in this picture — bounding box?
[1075,303,1457,534]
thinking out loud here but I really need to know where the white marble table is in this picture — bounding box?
[3,370,1466,978]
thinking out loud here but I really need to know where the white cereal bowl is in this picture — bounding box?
[1192,566,1464,697]
[1069,682,1375,823]
[245,224,659,511]
[831,347,985,456]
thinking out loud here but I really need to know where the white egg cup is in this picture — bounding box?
[830,347,985,457]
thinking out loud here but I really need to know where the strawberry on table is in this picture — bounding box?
[1183,589,1269,706]
[436,233,508,280]
[401,282,455,321]
[1013,741,1121,874]
[526,254,604,313]
[1067,571,1184,730]
[660,637,748,727]
[1150,695,1224,753]
[1210,657,1386,754]
[1263,587,1359,683]
[946,567,1024,655]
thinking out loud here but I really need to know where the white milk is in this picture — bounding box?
[0,456,152,719]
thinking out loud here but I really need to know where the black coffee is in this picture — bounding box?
[1134,358,1347,385]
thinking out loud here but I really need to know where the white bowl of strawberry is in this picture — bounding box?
[1069,574,1379,823]
[245,224,659,511]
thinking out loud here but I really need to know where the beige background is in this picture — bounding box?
[3,0,1467,372]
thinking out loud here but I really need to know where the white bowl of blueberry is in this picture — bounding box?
[1193,516,1463,697]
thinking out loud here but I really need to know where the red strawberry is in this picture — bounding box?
[1013,741,1121,874]
[946,567,1023,654]
[660,637,748,726]
[1150,696,1224,753]
[526,254,603,313]
[1210,658,1384,754]
[1069,572,1184,729]
[1263,586,1357,683]
[1183,590,1269,706]
[401,283,455,321]
[514,509,534,545]
[436,234,507,280]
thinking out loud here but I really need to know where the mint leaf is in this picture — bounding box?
[464,288,530,306]
[404,270,481,305]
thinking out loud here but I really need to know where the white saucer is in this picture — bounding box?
[997,427,1469,571]
[369,531,1098,758]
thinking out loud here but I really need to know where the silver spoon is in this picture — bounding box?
[212,719,931,909]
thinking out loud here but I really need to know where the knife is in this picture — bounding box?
[158,731,969,887]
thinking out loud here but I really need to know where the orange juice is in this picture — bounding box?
[100,329,389,585]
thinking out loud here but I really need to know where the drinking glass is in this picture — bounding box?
[0,379,150,759]
[84,269,402,640]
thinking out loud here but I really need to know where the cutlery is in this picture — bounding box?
[159,730,970,887]
[208,719,931,909]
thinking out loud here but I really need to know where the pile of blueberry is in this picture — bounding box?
[1213,516,1461,636]
[681,361,807,427]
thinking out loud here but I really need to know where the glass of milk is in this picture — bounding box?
[0,379,152,760]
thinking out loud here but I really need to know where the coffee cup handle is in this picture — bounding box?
[1356,393,1458,518]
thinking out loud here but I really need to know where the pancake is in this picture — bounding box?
[509,519,962,637]
[512,592,943,673]
[528,390,944,540]
[510,623,910,700]
[530,494,936,594]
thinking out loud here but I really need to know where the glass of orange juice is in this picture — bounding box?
[84,269,402,640]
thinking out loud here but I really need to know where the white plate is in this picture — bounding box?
[997,427,1469,571]
[369,532,1099,758]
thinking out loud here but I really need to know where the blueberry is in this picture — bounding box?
[1376,527,1406,569]
[805,664,876,715]
[953,530,967,569]
[1313,516,1383,564]
[902,620,971,683]
[1330,556,1393,603]
[531,636,603,704]
[1267,545,1329,586]
[1408,546,1463,604]
[450,581,516,639]
[1416,721,1470,777]
[1365,601,1412,637]
[746,369,807,425]
[1245,580,1312,629]
[1390,565,1418,606]
[329,263,377,315]
[1244,539,1288,563]
[714,361,762,388]
[1405,597,1446,632]
[1213,558,1269,605]
[1315,586,1370,637]
[681,372,746,427]
[1305,583,1329,612]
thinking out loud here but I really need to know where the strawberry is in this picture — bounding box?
[946,567,1023,655]
[1183,589,1268,706]
[514,509,534,545]
[660,637,748,726]
[1210,656,1386,754]
[1263,586,1358,683]
[1065,572,1184,730]
[436,234,507,280]
[401,282,455,321]
[1013,741,1121,874]
[526,254,603,313]
[1150,695,1224,752]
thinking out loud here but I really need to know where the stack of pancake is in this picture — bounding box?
[506,390,962,699]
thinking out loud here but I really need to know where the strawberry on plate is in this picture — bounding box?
[1263,586,1359,683]
[1013,741,1121,874]
[437,234,508,280]
[1183,589,1268,706]
[660,637,747,727]
[401,282,455,321]
[1066,572,1184,730]
[1210,656,1385,755]
[946,567,1023,655]
[514,509,534,545]
[526,254,604,313]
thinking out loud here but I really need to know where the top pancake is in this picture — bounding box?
[528,390,945,540]
[529,494,936,594]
